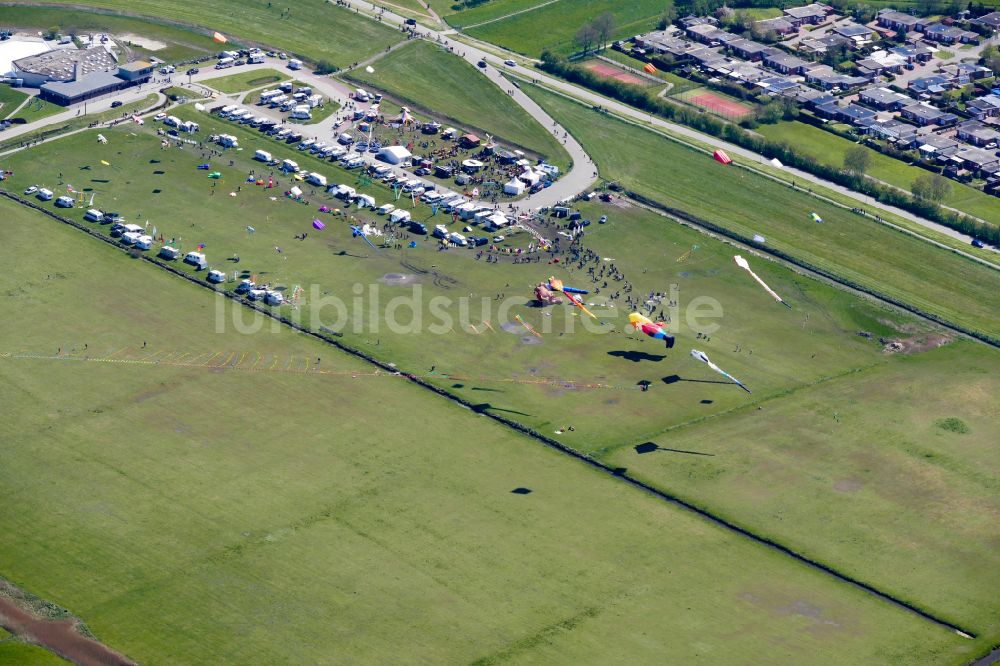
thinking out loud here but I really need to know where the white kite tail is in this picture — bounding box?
[744,266,784,304]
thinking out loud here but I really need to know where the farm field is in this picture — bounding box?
[0,200,981,664]
[345,41,569,166]
[521,83,1000,340]
[463,0,667,56]
[201,68,289,94]
[758,120,1000,224]
[0,6,222,62]
[13,0,404,67]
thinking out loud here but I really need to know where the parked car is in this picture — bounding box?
[477,60,487,69]
[186,67,199,75]
[23,185,37,195]
[154,112,167,121]
[493,235,505,242]
[110,100,123,108]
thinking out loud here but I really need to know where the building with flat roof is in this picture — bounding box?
[39,70,129,105]
[11,45,117,87]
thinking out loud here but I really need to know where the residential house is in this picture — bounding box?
[855,50,907,78]
[862,118,919,144]
[805,64,868,89]
[956,120,1000,146]
[917,133,960,160]
[923,23,979,44]
[729,38,771,61]
[783,3,829,26]
[815,100,877,124]
[859,86,913,110]
[876,9,923,32]
[756,75,802,96]
[689,47,727,69]
[908,74,953,96]
[970,11,1000,31]
[754,17,796,35]
[687,23,727,45]
[762,49,810,74]
[901,102,958,126]
[966,94,1000,119]
[831,22,875,46]
[953,146,999,173]
[798,33,853,54]
[939,62,992,83]
[890,44,935,64]
[679,15,718,29]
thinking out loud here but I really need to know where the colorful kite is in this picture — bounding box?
[100,160,110,166]
[733,255,790,308]
[312,219,325,230]
[713,149,732,165]
[690,349,751,394]
[351,224,379,251]
[810,212,823,223]
[628,313,675,348]
[197,164,210,170]
[547,277,596,318]
[213,32,227,43]
[643,62,657,74]
[676,244,699,263]
[208,171,222,179]
[515,314,542,338]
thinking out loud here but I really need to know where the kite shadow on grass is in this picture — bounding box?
[635,442,715,457]
[607,350,666,363]
[470,403,531,417]
[662,374,732,386]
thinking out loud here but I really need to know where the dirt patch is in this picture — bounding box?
[500,322,526,334]
[520,336,543,345]
[882,333,953,355]
[115,33,167,50]
[834,478,863,493]
[378,272,417,286]
[0,581,135,666]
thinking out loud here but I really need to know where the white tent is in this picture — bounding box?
[289,185,303,198]
[518,169,540,186]
[377,145,412,165]
[503,179,525,195]
[770,157,783,168]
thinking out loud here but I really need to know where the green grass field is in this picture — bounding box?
[345,41,569,165]
[604,341,1000,639]
[463,0,667,56]
[2,198,982,664]
[17,0,404,68]
[758,120,1000,224]
[0,6,221,62]
[202,68,290,94]
[162,86,205,101]
[521,83,1000,340]
[0,640,69,665]
[8,96,64,123]
[0,84,30,119]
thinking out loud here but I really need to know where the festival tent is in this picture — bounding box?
[713,149,732,165]
[770,157,783,168]
[288,185,303,198]
[503,179,526,196]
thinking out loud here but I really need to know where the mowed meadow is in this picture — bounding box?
[0,199,980,664]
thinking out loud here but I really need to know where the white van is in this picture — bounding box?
[306,172,327,187]
[220,105,238,117]
[84,208,104,223]
[36,188,53,201]
[184,251,206,266]
[354,88,370,102]
[135,235,153,250]
[207,269,226,283]
[164,115,181,127]
[254,149,272,162]
[216,57,235,69]
[390,209,411,224]
[281,159,299,172]
[158,246,181,260]
[55,195,75,208]
[337,132,354,145]
[288,58,302,70]
[448,232,468,247]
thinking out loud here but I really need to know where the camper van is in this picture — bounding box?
[218,135,238,148]
[248,52,265,64]
[121,231,142,245]
[158,246,181,260]
[259,90,280,104]
[220,105,238,117]
[268,94,288,108]
[298,138,316,151]
[135,235,153,250]
[254,149,272,162]
[280,159,299,172]
[215,57,235,69]
[181,121,199,133]
[83,208,104,223]
[354,88,370,102]
[432,224,448,239]
[306,172,327,187]
[264,291,284,306]
[55,195,75,208]
[345,157,365,169]
[337,132,354,145]
[287,58,302,70]
[290,105,311,120]
[390,209,412,224]
[36,188,53,201]
[207,269,226,283]
[184,251,207,269]
[448,232,468,247]
[377,203,396,215]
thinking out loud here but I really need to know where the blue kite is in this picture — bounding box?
[351,225,379,251]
